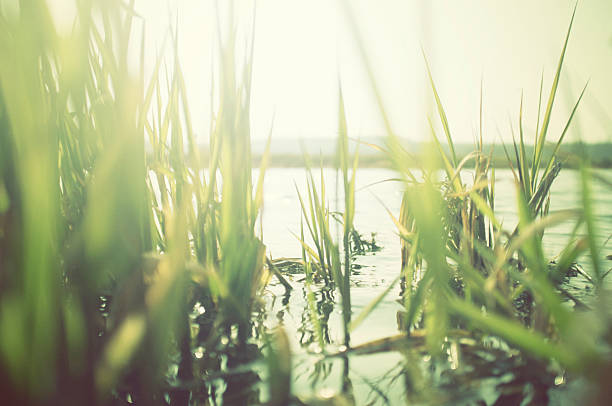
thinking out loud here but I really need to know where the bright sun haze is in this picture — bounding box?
[46,0,612,144]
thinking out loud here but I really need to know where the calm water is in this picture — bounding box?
[256,168,612,404]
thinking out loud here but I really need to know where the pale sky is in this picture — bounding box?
[48,0,612,143]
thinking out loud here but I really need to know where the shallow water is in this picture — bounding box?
[255,167,612,404]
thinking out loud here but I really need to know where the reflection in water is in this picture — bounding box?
[222,345,261,405]
[341,355,354,404]
[307,358,333,389]
[297,285,335,348]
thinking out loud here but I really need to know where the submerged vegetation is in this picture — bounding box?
[0,1,610,405]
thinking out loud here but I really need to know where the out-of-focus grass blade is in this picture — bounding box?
[449,297,580,369]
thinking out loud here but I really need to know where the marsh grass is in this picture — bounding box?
[386,1,608,378]
[338,1,611,401]
[0,0,273,404]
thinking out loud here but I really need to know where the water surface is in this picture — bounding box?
[256,168,611,404]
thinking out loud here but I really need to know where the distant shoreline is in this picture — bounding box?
[151,142,612,169]
[181,141,612,169]
[251,153,612,169]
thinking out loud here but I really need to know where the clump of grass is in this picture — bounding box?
[145,1,274,399]
[0,0,272,404]
[0,1,183,403]
[343,1,610,401]
[294,83,359,350]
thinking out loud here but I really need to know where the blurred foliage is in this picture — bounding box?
[0,0,272,404]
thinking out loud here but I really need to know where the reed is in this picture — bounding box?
[382,1,608,379]
[0,0,271,403]
[341,2,610,399]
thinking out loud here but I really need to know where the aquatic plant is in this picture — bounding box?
[339,1,611,402]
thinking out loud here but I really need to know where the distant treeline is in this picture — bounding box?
[170,142,612,169]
